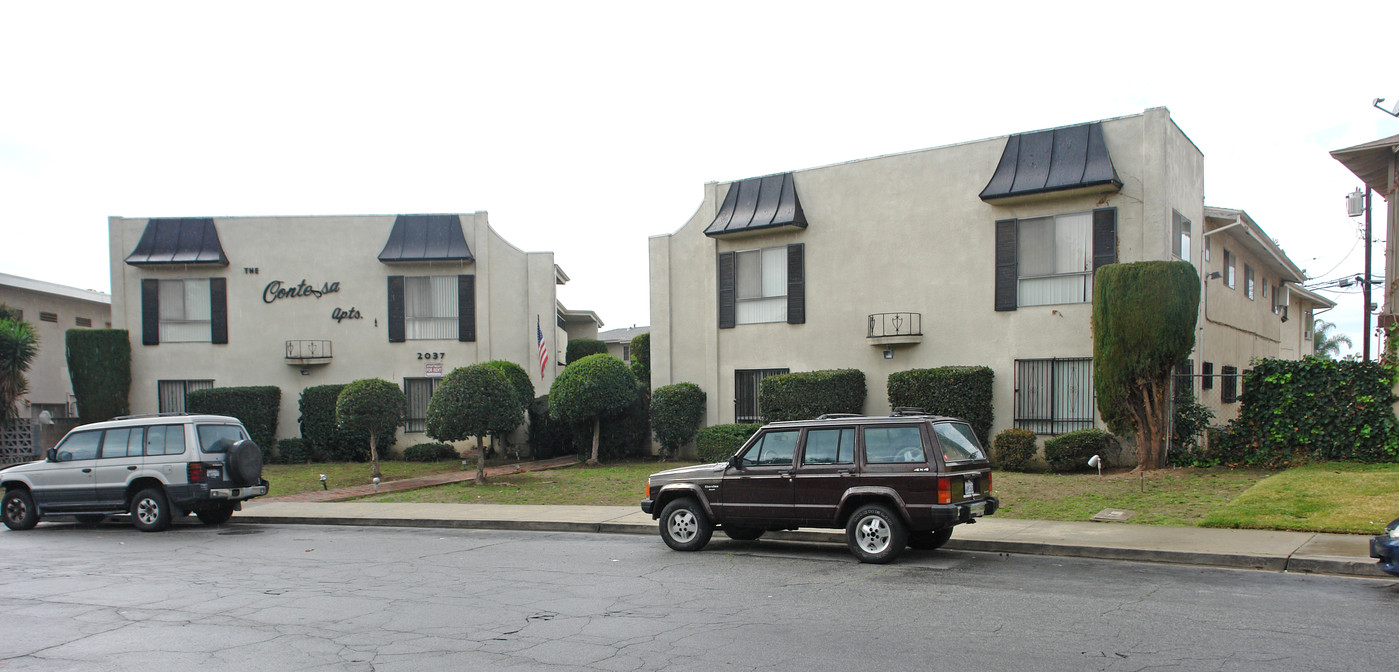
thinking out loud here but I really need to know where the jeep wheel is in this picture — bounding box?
[908,527,953,550]
[846,504,907,564]
[722,526,765,541]
[2,489,38,531]
[196,503,235,525]
[226,439,264,486]
[131,487,172,532]
[659,498,712,552]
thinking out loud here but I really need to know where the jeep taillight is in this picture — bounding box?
[187,462,206,483]
[645,480,651,500]
[937,477,951,504]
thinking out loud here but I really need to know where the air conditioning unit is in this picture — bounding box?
[1274,284,1290,310]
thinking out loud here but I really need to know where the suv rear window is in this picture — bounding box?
[932,422,986,462]
[197,424,249,453]
[863,426,926,463]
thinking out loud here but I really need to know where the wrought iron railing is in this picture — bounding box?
[867,312,922,338]
[285,340,333,360]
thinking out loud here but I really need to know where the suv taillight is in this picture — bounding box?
[187,462,206,483]
[937,477,951,504]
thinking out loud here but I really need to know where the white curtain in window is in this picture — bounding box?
[736,246,787,324]
[1019,213,1092,307]
[405,275,458,340]
[1053,360,1092,427]
[158,279,211,342]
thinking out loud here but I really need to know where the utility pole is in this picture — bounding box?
[1364,187,1372,362]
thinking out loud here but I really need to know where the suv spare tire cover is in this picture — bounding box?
[226,439,263,486]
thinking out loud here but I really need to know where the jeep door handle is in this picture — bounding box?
[779,470,793,477]
[838,469,854,475]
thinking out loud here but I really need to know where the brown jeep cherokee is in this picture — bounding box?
[641,409,998,564]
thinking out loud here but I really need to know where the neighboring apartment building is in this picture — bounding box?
[598,325,648,364]
[109,213,600,444]
[649,107,1330,446]
[0,272,111,421]
[1331,133,1398,334]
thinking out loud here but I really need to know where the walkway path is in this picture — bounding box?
[261,455,580,503]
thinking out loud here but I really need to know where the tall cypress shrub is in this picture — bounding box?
[65,329,131,423]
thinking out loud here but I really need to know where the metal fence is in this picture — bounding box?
[1013,358,1095,435]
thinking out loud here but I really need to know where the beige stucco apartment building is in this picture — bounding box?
[109,213,598,445]
[649,107,1331,448]
[0,272,111,422]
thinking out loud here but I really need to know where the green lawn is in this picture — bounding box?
[993,468,1271,526]
[262,461,465,498]
[1199,462,1399,534]
[355,461,671,506]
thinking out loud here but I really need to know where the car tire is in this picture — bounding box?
[722,526,765,541]
[74,514,106,525]
[659,498,713,552]
[908,527,953,550]
[2,489,39,531]
[846,504,908,564]
[226,439,264,486]
[131,487,172,532]
[195,503,235,525]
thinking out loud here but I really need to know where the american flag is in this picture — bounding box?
[536,316,549,379]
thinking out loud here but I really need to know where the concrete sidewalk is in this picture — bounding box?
[235,500,1390,580]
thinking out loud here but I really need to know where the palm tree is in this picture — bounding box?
[0,314,39,425]
[1313,319,1353,359]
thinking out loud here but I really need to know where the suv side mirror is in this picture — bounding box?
[46,448,57,462]
[728,455,742,471]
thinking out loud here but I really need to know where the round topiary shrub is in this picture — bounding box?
[1043,428,1117,473]
[651,383,706,459]
[402,442,460,462]
[276,438,314,464]
[695,423,763,463]
[992,428,1037,471]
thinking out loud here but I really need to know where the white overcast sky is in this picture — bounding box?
[3,1,1397,355]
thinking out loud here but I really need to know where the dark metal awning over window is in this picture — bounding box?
[980,122,1122,203]
[704,172,807,237]
[124,218,229,266]
[378,214,474,263]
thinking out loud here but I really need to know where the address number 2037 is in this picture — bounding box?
[417,352,445,360]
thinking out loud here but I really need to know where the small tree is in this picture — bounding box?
[335,379,405,480]
[0,315,38,425]
[426,364,523,484]
[630,332,650,391]
[65,330,131,423]
[651,382,705,459]
[482,360,535,458]
[549,353,638,464]
[1092,261,1200,471]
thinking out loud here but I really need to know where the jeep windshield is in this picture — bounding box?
[932,422,986,462]
[197,424,248,453]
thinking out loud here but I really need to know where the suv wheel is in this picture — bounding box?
[659,498,713,552]
[131,487,172,532]
[722,526,765,541]
[2,489,38,531]
[909,527,953,551]
[196,503,235,525]
[846,504,908,564]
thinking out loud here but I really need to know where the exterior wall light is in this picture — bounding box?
[883,347,894,360]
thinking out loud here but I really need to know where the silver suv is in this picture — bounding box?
[2,414,268,532]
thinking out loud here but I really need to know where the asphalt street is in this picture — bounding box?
[1,522,1394,671]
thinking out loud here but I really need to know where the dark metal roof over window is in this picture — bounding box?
[704,172,807,237]
[124,218,228,266]
[378,214,474,263]
[980,122,1122,202]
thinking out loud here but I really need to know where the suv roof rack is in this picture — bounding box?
[890,407,930,417]
[815,413,864,420]
[111,412,196,421]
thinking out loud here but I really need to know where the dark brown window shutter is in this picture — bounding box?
[387,276,405,343]
[210,277,228,344]
[994,219,1017,311]
[718,251,736,329]
[458,274,475,342]
[786,243,805,325]
[141,279,159,345]
[1093,207,1117,271]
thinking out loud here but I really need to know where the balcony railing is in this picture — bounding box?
[285,340,333,365]
[868,312,922,338]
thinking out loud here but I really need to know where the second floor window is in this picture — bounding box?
[1173,210,1191,261]
[1019,212,1093,306]
[159,279,211,342]
[735,247,788,324]
[1224,250,1236,288]
[405,276,458,340]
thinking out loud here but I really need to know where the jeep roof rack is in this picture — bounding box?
[890,407,930,416]
[815,413,863,420]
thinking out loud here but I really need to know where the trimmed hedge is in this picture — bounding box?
[65,329,131,423]
[695,423,762,463]
[758,369,865,422]
[565,338,608,364]
[887,366,994,446]
[276,438,314,464]
[482,360,536,412]
[1043,429,1116,473]
[529,395,577,459]
[299,384,396,462]
[1208,357,1399,467]
[572,382,650,461]
[992,428,1037,472]
[630,332,650,389]
[403,442,459,462]
[651,383,706,457]
[187,385,280,450]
